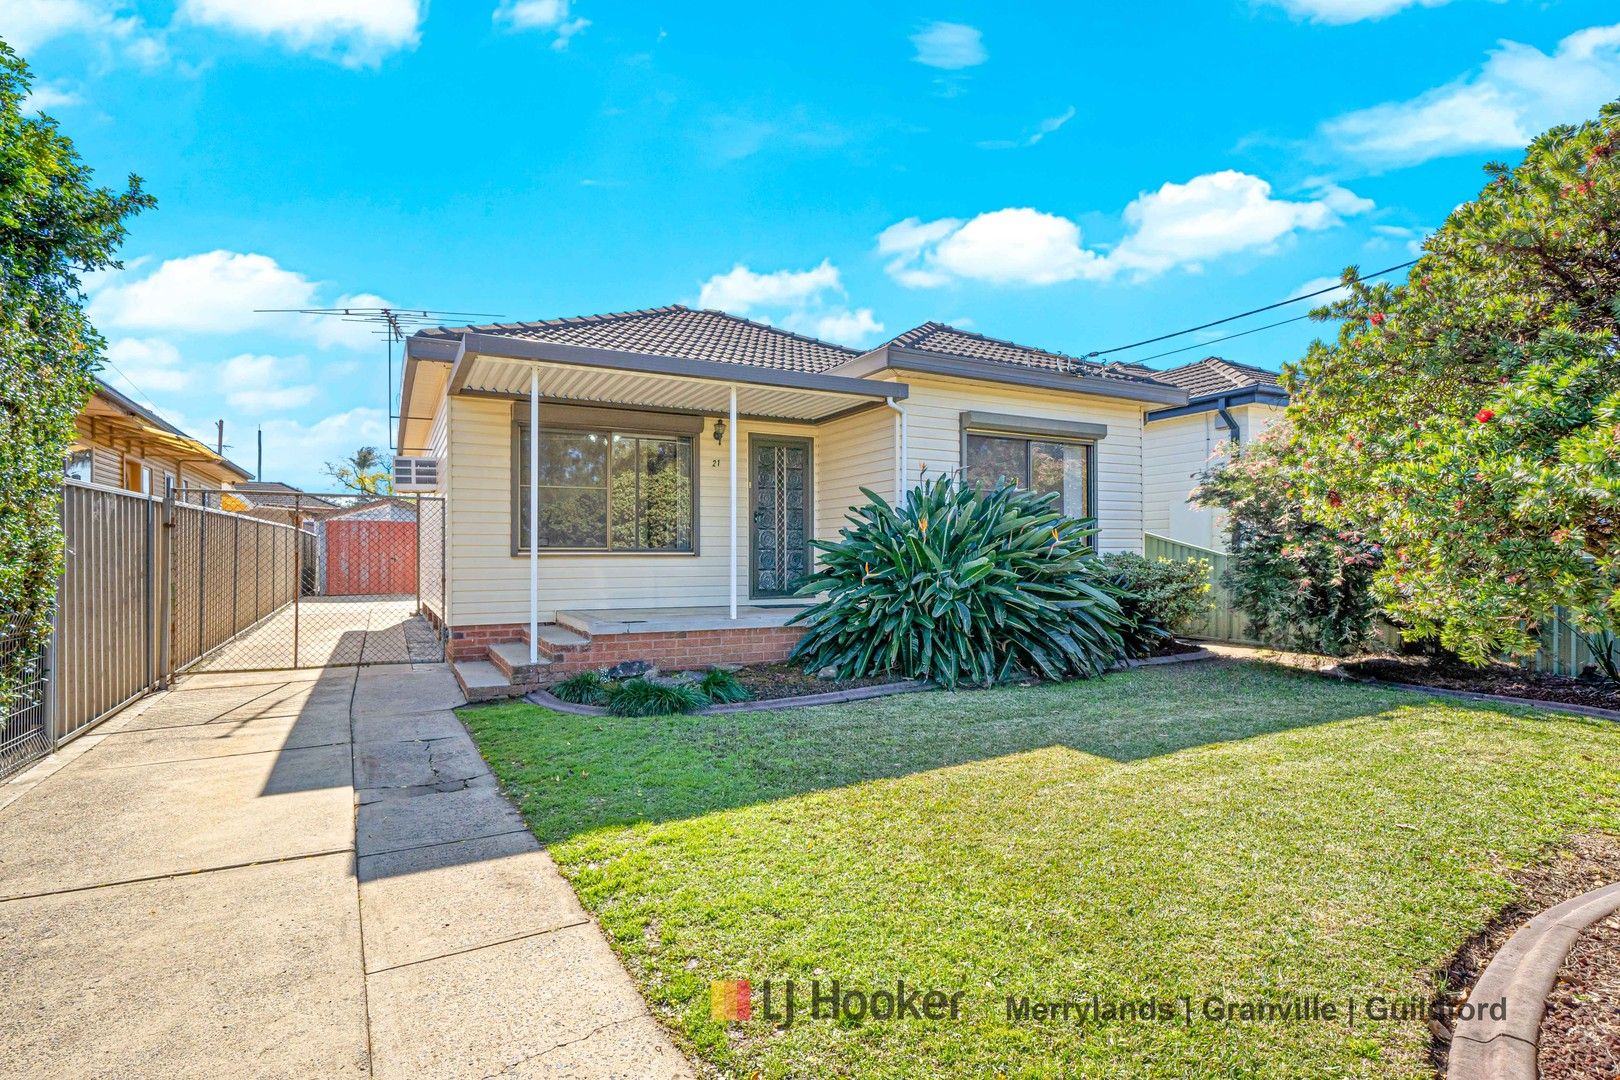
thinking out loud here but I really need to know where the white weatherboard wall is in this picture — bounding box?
[444,395,890,628]
[887,372,1148,555]
[1142,402,1285,551]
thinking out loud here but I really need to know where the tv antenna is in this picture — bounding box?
[256,306,502,452]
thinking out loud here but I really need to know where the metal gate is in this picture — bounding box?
[173,490,446,671]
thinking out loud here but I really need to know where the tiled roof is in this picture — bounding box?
[417,305,860,374]
[1151,356,1284,398]
[885,323,1172,386]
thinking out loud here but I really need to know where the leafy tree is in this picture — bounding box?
[1285,101,1620,671]
[324,445,393,495]
[0,41,154,708]
[1194,426,1383,657]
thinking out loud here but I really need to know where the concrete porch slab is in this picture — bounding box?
[352,665,468,718]
[0,743,353,900]
[357,831,589,972]
[557,604,810,636]
[0,852,369,1080]
[365,923,692,1080]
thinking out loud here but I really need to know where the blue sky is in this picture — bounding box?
[7,0,1620,488]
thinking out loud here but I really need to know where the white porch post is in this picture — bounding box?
[529,369,540,663]
[728,385,738,621]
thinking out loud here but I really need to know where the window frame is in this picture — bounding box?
[510,417,701,557]
[959,419,1100,544]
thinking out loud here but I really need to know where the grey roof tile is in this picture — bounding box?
[885,322,1172,385]
[1151,356,1284,398]
[417,305,860,374]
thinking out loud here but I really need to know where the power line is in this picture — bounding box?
[1128,312,1316,366]
[1086,258,1418,360]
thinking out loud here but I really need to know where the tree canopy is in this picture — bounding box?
[1285,100,1620,668]
[0,40,154,700]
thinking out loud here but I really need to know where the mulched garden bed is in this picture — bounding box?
[730,664,907,702]
[1540,910,1620,1080]
[1147,638,1205,658]
[1430,833,1620,1077]
[1343,655,1620,712]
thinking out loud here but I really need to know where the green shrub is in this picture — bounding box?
[696,668,752,704]
[551,669,611,706]
[1098,552,1212,657]
[606,677,709,717]
[789,477,1129,688]
[1194,429,1382,657]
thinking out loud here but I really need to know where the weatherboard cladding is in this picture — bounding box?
[418,306,1184,391]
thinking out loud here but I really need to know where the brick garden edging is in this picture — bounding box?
[1446,881,1620,1080]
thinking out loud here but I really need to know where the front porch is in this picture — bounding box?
[450,605,817,701]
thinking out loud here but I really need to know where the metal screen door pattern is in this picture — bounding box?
[174,490,446,671]
[751,440,810,597]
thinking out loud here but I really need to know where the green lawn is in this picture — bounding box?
[460,660,1620,1079]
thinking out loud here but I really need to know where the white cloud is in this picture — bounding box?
[220,353,320,412]
[1110,171,1372,274]
[1291,276,1353,305]
[309,292,398,351]
[881,172,1372,287]
[104,337,191,392]
[176,0,422,67]
[1323,23,1620,167]
[780,307,884,346]
[255,406,389,489]
[695,261,883,347]
[910,21,985,69]
[1264,0,1452,24]
[90,250,318,335]
[494,0,590,49]
[22,82,84,112]
[978,106,1076,150]
[698,261,841,314]
[0,0,167,65]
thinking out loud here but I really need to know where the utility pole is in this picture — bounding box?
[257,427,263,481]
[216,419,225,455]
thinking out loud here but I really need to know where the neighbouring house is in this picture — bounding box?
[225,480,346,524]
[69,378,252,493]
[1142,357,1289,551]
[395,305,1207,696]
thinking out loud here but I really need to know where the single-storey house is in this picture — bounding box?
[69,378,252,493]
[1141,358,1289,551]
[394,305,1269,694]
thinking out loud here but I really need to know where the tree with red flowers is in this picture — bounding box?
[1284,101,1620,674]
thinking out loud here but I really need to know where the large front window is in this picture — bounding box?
[964,433,1093,520]
[516,425,695,552]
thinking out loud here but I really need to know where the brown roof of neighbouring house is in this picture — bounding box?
[417,305,861,374]
[882,322,1172,386]
[1151,357,1285,398]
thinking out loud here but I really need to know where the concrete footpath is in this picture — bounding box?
[0,663,691,1080]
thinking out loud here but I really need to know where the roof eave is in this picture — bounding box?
[832,346,1189,406]
[1145,386,1290,422]
[449,333,906,401]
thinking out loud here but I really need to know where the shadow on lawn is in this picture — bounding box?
[463,659,1431,846]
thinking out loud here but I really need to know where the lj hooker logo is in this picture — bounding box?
[710,980,752,1022]
[711,978,963,1028]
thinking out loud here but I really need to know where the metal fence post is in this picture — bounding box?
[157,480,176,690]
[292,496,302,668]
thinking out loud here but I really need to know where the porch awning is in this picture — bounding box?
[447,334,906,422]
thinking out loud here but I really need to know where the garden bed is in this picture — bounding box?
[1540,909,1620,1080]
[731,663,908,702]
[1429,832,1620,1077]
[1342,656,1620,712]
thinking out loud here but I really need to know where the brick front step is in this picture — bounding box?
[451,659,532,703]
[485,641,555,685]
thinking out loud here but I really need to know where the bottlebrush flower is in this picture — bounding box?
[1475,408,1496,423]
[1369,312,1386,327]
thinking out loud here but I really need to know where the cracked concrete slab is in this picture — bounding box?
[353,707,470,746]
[359,831,589,972]
[0,743,353,900]
[0,853,369,1080]
[365,923,692,1080]
[355,736,490,791]
[353,667,467,718]
[357,784,528,856]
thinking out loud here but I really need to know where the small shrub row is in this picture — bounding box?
[548,666,753,716]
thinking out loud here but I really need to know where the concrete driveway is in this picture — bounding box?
[0,663,691,1079]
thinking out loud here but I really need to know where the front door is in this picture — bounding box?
[749,437,812,598]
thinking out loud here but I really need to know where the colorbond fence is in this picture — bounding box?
[1144,531,1614,677]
